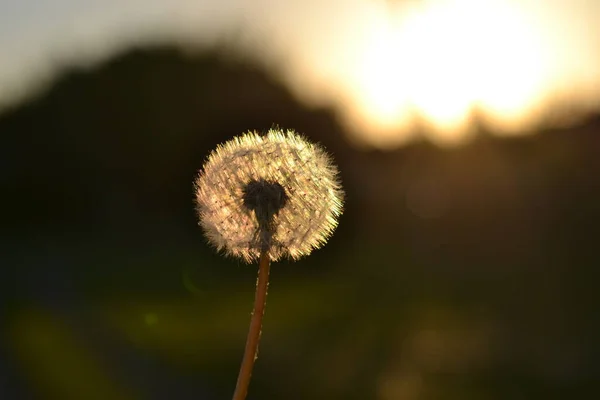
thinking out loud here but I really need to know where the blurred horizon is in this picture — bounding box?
[2,0,600,148]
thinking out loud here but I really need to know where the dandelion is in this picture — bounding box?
[194,128,343,400]
[195,129,343,262]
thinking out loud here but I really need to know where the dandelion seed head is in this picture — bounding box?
[195,128,344,262]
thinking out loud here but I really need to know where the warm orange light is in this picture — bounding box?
[341,0,553,147]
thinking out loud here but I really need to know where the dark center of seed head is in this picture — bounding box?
[242,179,288,227]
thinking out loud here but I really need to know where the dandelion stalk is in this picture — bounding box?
[232,250,270,400]
[231,177,286,400]
[195,128,344,399]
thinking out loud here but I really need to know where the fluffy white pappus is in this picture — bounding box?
[195,128,344,262]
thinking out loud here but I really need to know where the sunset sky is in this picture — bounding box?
[2,0,599,148]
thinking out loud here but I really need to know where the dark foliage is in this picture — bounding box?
[1,45,599,399]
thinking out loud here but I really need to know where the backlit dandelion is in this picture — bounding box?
[195,128,344,262]
[194,128,344,400]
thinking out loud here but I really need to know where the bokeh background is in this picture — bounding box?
[2,0,600,399]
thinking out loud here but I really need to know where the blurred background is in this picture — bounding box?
[2,0,600,399]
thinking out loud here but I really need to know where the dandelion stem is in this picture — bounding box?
[232,250,271,400]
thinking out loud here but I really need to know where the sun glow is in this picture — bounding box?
[1,0,599,149]
[339,0,553,147]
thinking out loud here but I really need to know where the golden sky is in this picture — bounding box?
[1,0,599,148]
